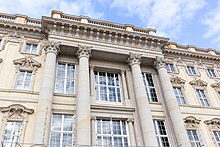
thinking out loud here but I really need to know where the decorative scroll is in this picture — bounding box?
[76,45,92,58]
[184,116,201,129]
[128,52,142,66]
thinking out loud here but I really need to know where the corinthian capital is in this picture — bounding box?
[42,41,61,55]
[154,56,166,69]
[128,53,142,66]
[76,45,92,58]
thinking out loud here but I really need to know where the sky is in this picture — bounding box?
[0,0,220,50]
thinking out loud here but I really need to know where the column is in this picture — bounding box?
[76,45,91,146]
[128,53,158,147]
[154,57,190,147]
[32,41,60,146]
[127,118,136,146]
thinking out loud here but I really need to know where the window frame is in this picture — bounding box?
[94,71,122,103]
[21,42,40,55]
[49,113,75,147]
[166,63,176,73]
[186,66,198,76]
[187,129,203,147]
[207,68,217,78]
[212,130,220,147]
[15,70,34,90]
[173,86,187,105]
[95,118,130,147]
[142,73,158,102]
[196,89,210,107]
[54,62,76,95]
[153,119,170,147]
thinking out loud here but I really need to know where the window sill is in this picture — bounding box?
[20,52,39,56]
[54,93,76,97]
[96,101,123,105]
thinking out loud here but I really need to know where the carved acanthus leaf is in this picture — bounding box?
[128,52,142,66]
[77,45,92,58]
[184,116,201,128]
[170,76,186,85]
[189,79,208,87]
[154,56,166,69]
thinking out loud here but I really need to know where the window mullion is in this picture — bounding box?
[106,73,109,102]
[64,64,67,94]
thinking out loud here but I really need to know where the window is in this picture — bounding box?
[187,66,197,75]
[166,63,175,73]
[55,63,75,94]
[24,43,38,54]
[95,71,121,103]
[207,69,217,78]
[153,120,170,147]
[15,70,33,90]
[173,87,186,105]
[187,130,202,147]
[49,114,75,147]
[96,119,129,147]
[213,131,220,147]
[196,89,209,106]
[2,121,23,147]
[142,73,158,102]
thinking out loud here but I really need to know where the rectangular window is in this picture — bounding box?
[24,43,38,54]
[55,63,75,94]
[15,70,33,90]
[95,71,121,103]
[196,89,209,106]
[153,120,170,147]
[207,69,216,77]
[213,131,220,147]
[49,114,75,147]
[96,119,129,147]
[173,87,186,105]
[166,63,175,73]
[142,73,158,102]
[187,66,197,75]
[187,130,202,147]
[2,121,23,147]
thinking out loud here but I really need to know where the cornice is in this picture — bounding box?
[42,16,169,51]
[164,47,220,61]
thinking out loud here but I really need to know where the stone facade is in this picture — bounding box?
[0,10,220,147]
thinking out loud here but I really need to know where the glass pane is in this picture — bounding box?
[50,132,61,147]
[117,88,121,102]
[31,45,38,53]
[107,73,115,86]
[55,78,64,93]
[25,44,31,52]
[57,63,66,77]
[51,114,62,131]
[112,120,121,135]
[96,120,101,134]
[100,86,107,101]
[113,137,122,147]
[65,79,74,94]
[122,121,127,135]
[63,115,73,131]
[67,64,75,78]
[103,136,112,146]
[109,87,116,102]
[99,72,106,85]
[62,133,72,147]
[102,120,111,134]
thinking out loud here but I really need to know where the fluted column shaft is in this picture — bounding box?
[154,57,190,147]
[76,45,91,146]
[32,41,60,146]
[128,53,158,147]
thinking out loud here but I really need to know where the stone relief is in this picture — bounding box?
[204,118,220,129]
[170,76,186,85]
[128,52,142,66]
[189,79,208,87]
[184,116,201,129]
[77,45,92,58]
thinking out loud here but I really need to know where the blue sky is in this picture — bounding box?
[0,0,220,50]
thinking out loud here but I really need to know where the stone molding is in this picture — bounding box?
[128,52,142,66]
[154,56,166,69]
[41,41,60,55]
[0,104,34,120]
[170,76,186,85]
[204,118,220,129]
[189,79,208,87]
[211,81,220,90]
[13,55,41,72]
[76,45,92,59]
[184,116,201,129]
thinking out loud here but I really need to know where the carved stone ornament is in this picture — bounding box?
[0,58,2,63]
[41,41,60,55]
[0,104,34,120]
[154,56,166,69]
[204,118,220,129]
[1,32,25,51]
[189,79,208,87]
[76,45,92,58]
[211,81,220,90]
[184,116,201,128]
[170,76,186,85]
[13,55,41,71]
[128,52,142,66]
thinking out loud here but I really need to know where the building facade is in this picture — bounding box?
[0,10,220,147]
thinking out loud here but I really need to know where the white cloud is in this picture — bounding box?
[202,0,220,47]
[0,0,104,19]
[111,0,206,38]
